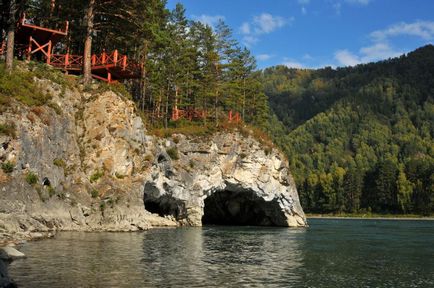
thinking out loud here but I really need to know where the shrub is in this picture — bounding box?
[172,135,180,144]
[48,186,56,198]
[47,102,62,115]
[166,147,179,160]
[53,158,66,168]
[26,171,38,185]
[115,172,126,179]
[0,122,16,138]
[90,189,99,198]
[144,154,153,162]
[1,162,14,173]
[90,170,104,183]
[189,159,195,169]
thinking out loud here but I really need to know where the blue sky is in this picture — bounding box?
[166,0,434,69]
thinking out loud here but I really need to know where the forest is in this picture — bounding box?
[262,45,434,215]
[0,0,270,128]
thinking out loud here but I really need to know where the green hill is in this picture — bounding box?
[262,45,434,215]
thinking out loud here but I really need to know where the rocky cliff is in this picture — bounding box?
[0,72,306,243]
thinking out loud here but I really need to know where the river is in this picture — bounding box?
[8,219,434,287]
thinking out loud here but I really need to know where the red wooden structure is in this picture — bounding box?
[15,14,68,65]
[171,107,207,121]
[170,107,241,123]
[8,14,142,83]
[228,110,241,123]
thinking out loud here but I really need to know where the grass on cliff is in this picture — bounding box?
[150,119,276,155]
[0,122,16,138]
[0,63,50,109]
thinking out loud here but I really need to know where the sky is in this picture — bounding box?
[166,0,434,69]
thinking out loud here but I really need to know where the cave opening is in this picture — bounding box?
[143,195,186,220]
[202,190,285,226]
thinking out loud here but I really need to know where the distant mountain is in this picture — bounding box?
[262,45,434,215]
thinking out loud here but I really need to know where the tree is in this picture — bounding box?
[396,165,414,213]
[344,165,363,213]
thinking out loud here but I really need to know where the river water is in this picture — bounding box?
[8,219,434,287]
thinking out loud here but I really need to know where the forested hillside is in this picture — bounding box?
[262,45,434,215]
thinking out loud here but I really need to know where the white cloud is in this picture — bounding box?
[192,14,225,28]
[335,43,402,66]
[239,13,292,47]
[370,21,434,42]
[240,22,250,34]
[301,7,307,15]
[298,0,310,4]
[242,35,259,47]
[345,0,371,5]
[303,53,314,60]
[256,54,273,61]
[334,50,360,66]
[333,2,342,15]
[253,13,289,34]
[359,43,402,62]
[282,57,304,68]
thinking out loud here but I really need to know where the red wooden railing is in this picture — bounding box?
[171,108,241,123]
[50,54,83,70]
[49,50,138,72]
[171,107,207,121]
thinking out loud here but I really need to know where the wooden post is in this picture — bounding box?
[46,40,52,64]
[91,54,96,65]
[229,110,232,122]
[65,53,69,68]
[113,50,118,64]
[102,50,106,64]
[27,36,32,61]
[107,72,112,83]
[122,55,127,70]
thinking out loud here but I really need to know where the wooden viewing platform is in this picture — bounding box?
[171,107,240,123]
[2,14,142,83]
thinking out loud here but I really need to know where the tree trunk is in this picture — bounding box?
[164,83,169,128]
[140,41,148,112]
[5,0,16,73]
[214,89,218,126]
[242,77,246,121]
[83,0,95,85]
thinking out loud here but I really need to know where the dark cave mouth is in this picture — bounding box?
[144,195,186,220]
[202,190,285,226]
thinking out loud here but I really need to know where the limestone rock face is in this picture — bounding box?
[0,75,306,243]
[143,133,307,227]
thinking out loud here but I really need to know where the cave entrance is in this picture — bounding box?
[144,195,186,220]
[202,190,286,226]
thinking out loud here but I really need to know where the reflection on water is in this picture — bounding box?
[8,220,434,288]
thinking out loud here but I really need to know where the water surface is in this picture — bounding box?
[9,219,434,287]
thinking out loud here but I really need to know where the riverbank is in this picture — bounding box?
[307,213,434,220]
